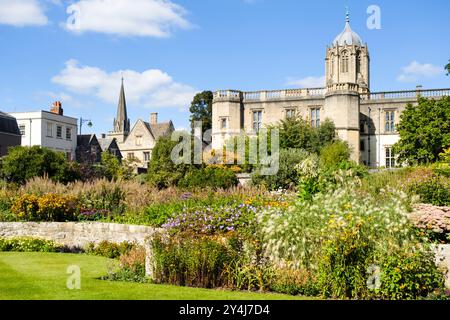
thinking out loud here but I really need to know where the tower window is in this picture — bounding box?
[341,51,349,73]
[385,111,395,133]
[220,118,228,130]
[252,110,262,132]
[310,108,321,128]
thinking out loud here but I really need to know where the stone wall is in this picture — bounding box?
[0,222,160,248]
[435,244,450,289]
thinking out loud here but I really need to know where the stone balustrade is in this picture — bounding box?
[213,87,450,103]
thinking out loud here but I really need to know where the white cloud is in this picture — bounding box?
[286,76,325,88]
[0,0,48,26]
[397,61,443,83]
[65,0,191,37]
[52,59,196,109]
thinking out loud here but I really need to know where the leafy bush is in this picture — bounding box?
[178,166,238,189]
[151,234,237,288]
[104,247,147,283]
[162,202,258,239]
[257,181,442,299]
[0,237,61,252]
[0,146,79,184]
[10,194,78,222]
[409,177,450,206]
[319,141,351,169]
[84,241,136,259]
[252,149,310,191]
[378,249,445,300]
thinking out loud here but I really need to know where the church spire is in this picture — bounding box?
[113,77,130,134]
[346,7,350,23]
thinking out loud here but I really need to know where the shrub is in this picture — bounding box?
[0,146,79,184]
[251,149,310,191]
[409,177,450,206]
[178,166,238,189]
[378,249,445,300]
[104,247,147,283]
[151,234,237,288]
[319,141,351,169]
[162,203,258,239]
[409,204,450,243]
[10,194,78,222]
[85,241,136,259]
[0,237,61,252]
[257,182,438,299]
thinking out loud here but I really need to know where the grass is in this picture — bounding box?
[0,252,310,300]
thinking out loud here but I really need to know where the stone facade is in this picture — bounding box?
[211,14,450,167]
[0,222,161,248]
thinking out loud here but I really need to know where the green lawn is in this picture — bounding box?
[0,252,309,300]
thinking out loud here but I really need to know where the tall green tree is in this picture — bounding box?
[446,59,450,75]
[189,91,213,136]
[274,117,336,153]
[393,97,450,165]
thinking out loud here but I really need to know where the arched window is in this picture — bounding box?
[330,54,335,76]
[356,52,362,75]
[341,51,349,73]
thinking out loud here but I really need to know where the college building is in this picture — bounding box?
[211,13,450,167]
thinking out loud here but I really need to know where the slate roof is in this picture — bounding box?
[77,134,98,147]
[0,112,21,135]
[97,137,115,151]
[144,121,175,140]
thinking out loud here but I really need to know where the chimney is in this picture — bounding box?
[50,101,63,115]
[150,112,158,125]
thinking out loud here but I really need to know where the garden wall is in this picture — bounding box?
[0,222,161,248]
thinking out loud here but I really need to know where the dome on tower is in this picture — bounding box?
[332,11,363,47]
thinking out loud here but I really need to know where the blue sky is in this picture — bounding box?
[0,0,449,135]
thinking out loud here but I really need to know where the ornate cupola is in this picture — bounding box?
[325,10,370,94]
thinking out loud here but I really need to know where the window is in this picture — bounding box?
[286,109,296,119]
[252,110,262,132]
[110,148,117,156]
[310,108,321,128]
[56,125,62,139]
[360,121,366,133]
[66,128,72,140]
[136,136,142,146]
[143,152,151,162]
[19,125,26,136]
[46,122,53,137]
[385,111,395,133]
[360,140,365,152]
[128,153,135,160]
[66,152,72,161]
[220,118,228,130]
[341,51,349,73]
[385,147,396,168]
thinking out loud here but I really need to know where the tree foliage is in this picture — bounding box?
[446,59,450,76]
[189,91,213,136]
[275,117,337,153]
[393,97,450,165]
[0,146,79,184]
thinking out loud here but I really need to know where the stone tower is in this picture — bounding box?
[324,11,369,162]
[109,78,131,143]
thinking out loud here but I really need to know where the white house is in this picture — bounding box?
[9,102,78,160]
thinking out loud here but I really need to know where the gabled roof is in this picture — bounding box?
[77,134,99,147]
[0,112,21,135]
[144,121,175,140]
[98,137,116,151]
